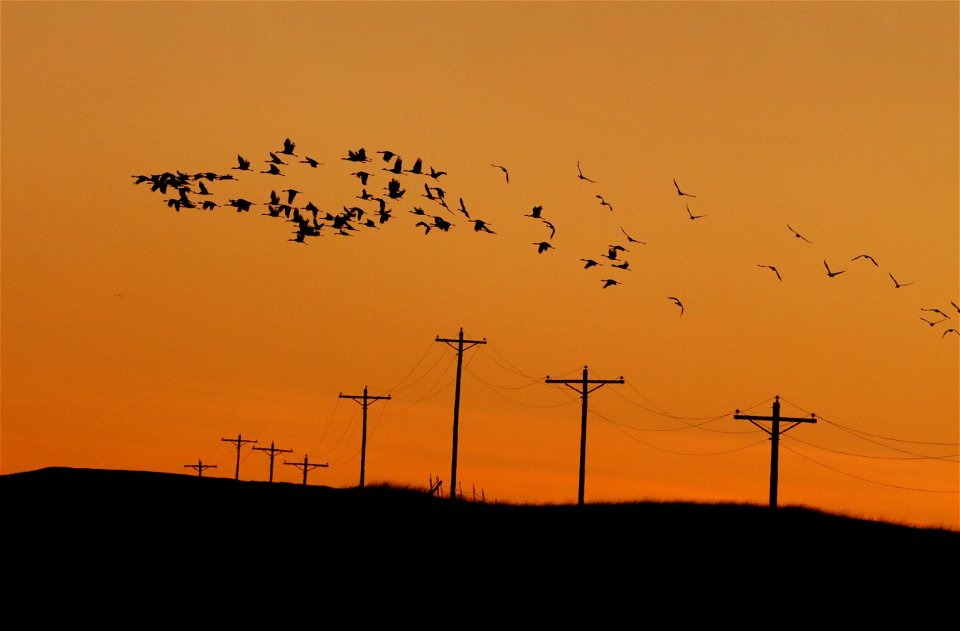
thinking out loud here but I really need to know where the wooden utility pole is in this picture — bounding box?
[734,395,817,508]
[184,459,217,477]
[545,366,624,506]
[252,441,294,483]
[435,328,487,500]
[339,386,391,488]
[221,433,258,480]
[283,454,329,485]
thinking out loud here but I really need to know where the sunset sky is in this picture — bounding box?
[2,1,957,530]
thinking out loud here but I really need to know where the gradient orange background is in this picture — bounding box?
[2,1,957,530]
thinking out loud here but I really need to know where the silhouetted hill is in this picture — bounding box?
[3,467,957,607]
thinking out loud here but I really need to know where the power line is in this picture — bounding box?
[783,433,959,462]
[779,442,960,494]
[597,412,768,456]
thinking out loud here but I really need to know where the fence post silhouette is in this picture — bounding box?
[252,441,294,482]
[546,366,624,506]
[734,395,817,508]
[339,386,391,488]
[221,433,258,480]
[283,454,329,485]
[435,328,487,499]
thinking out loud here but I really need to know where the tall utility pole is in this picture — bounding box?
[252,441,293,483]
[545,366,624,506]
[221,433,258,480]
[283,454,329,486]
[734,395,817,508]
[339,386,392,488]
[435,328,487,500]
[184,459,217,477]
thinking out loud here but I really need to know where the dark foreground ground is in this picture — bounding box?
[3,467,957,613]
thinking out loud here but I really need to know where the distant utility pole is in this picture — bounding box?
[221,433,258,480]
[545,365,624,506]
[734,395,817,508]
[339,386,391,488]
[184,459,217,477]
[436,327,487,500]
[283,454,329,486]
[252,441,294,483]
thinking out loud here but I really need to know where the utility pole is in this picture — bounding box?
[184,459,217,477]
[252,441,294,483]
[339,386,392,488]
[221,433,258,480]
[545,365,624,506]
[435,327,487,500]
[734,395,817,508]
[283,454,329,486]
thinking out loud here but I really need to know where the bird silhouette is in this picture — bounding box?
[385,178,405,199]
[943,328,959,338]
[787,225,812,243]
[279,138,297,156]
[824,260,845,278]
[405,157,424,175]
[620,227,645,244]
[457,198,471,219]
[889,273,913,288]
[668,296,684,316]
[385,156,403,174]
[228,198,255,212]
[576,161,595,183]
[686,205,706,220]
[300,156,322,168]
[232,155,251,171]
[470,219,495,234]
[343,148,369,162]
[673,179,696,198]
[196,181,211,196]
[597,195,613,211]
[542,219,556,240]
[261,164,284,176]
[920,316,940,327]
[352,171,372,185]
[377,150,397,162]
[921,307,949,320]
[758,264,782,281]
[266,152,286,165]
[852,254,879,266]
[612,261,631,271]
[534,241,553,254]
[581,259,601,269]
[951,300,960,314]
[283,189,300,205]
[525,205,544,219]
[429,166,447,179]
[601,279,620,288]
[492,164,509,183]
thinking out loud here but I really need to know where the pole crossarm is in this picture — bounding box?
[732,395,816,508]
[184,459,217,477]
[435,328,487,500]
[544,366,624,506]
[284,455,329,485]
[339,386,392,488]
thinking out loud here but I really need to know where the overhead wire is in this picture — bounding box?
[782,433,959,462]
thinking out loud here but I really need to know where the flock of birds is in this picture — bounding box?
[133,138,959,335]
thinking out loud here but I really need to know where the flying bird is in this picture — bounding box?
[597,195,613,211]
[266,152,286,165]
[787,225,812,244]
[470,219,495,234]
[283,189,301,205]
[385,156,403,174]
[673,179,696,198]
[668,296,684,316]
[851,254,879,266]
[232,155,251,171]
[534,241,553,254]
[823,260,845,278]
[429,166,447,179]
[576,161,595,183]
[343,148,369,162]
[943,328,959,338]
[300,156,322,168]
[377,150,397,162]
[601,279,620,288]
[405,158,424,175]
[921,307,949,320]
[457,198,471,219]
[612,261,631,271]
[889,273,913,288]
[581,259,601,269]
[491,164,509,183]
[352,171,372,185]
[686,205,706,220]
[620,227,645,245]
[525,205,544,219]
[261,164,284,176]
[279,138,297,156]
[920,316,941,327]
[758,264,782,281]
[541,219,556,240]
[951,300,960,314]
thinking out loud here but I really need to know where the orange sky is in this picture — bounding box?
[2,1,957,530]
